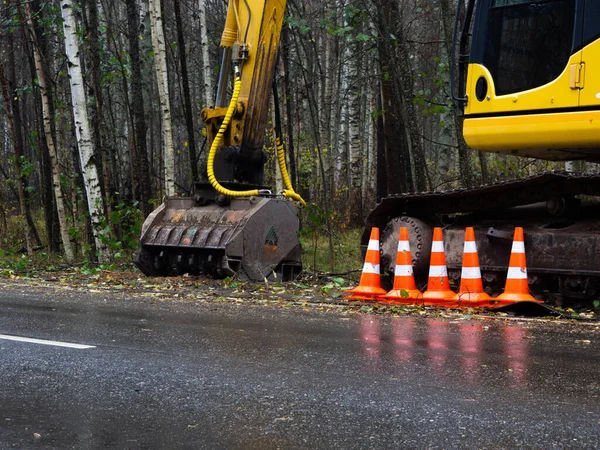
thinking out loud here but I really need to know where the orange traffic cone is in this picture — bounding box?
[454,227,492,307]
[346,227,387,301]
[383,227,422,304]
[422,227,457,307]
[495,227,543,305]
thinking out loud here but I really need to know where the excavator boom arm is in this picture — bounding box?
[203,0,287,185]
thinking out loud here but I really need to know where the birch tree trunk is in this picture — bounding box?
[348,30,364,222]
[336,20,350,197]
[24,4,74,263]
[198,0,214,107]
[150,0,175,197]
[83,0,114,235]
[60,0,110,262]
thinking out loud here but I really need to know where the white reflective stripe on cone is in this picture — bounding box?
[362,263,381,274]
[461,266,482,279]
[396,241,410,252]
[511,241,525,254]
[428,265,448,277]
[394,264,413,276]
[431,241,444,253]
[367,240,380,252]
[507,266,528,279]
[463,241,478,253]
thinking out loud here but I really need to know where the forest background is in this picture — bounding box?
[0,0,596,273]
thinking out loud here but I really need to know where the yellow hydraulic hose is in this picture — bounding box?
[276,136,306,207]
[207,76,262,197]
[207,73,305,206]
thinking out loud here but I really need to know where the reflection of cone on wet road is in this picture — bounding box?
[454,227,492,307]
[384,228,422,304]
[422,228,457,307]
[495,227,543,306]
[345,227,387,301]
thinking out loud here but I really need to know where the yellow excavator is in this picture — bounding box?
[135,0,305,281]
[136,0,600,305]
[366,0,600,305]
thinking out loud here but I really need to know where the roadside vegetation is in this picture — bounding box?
[2,210,599,321]
[0,207,363,281]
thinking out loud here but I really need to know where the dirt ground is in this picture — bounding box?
[0,268,597,325]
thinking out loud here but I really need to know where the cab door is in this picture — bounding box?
[465,0,582,116]
[579,1,600,106]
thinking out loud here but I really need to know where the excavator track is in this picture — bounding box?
[364,172,600,306]
[366,172,600,220]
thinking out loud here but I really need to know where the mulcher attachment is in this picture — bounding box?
[134,196,302,281]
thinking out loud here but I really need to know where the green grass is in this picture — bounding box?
[0,205,364,280]
[300,228,363,275]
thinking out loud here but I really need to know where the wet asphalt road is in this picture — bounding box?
[0,284,599,449]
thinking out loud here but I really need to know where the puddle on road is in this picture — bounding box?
[357,316,530,386]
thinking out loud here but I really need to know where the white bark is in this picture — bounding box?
[565,161,575,173]
[348,32,363,212]
[150,0,176,196]
[2,118,8,157]
[437,44,455,179]
[328,20,341,191]
[61,0,110,262]
[198,0,214,107]
[363,87,376,207]
[336,95,349,191]
[25,4,74,264]
[139,0,149,28]
[336,53,349,191]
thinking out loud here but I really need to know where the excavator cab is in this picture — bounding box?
[460,0,600,161]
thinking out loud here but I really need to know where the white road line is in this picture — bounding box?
[0,334,95,349]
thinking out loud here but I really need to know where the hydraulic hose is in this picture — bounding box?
[276,136,306,207]
[207,75,264,198]
[207,71,306,206]
[272,77,306,207]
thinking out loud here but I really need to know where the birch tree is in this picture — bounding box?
[82,0,115,234]
[24,3,74,264]
[348,16,365,222]
[150,0,175,196]
[60,0,110,262]
[198,0,214,107]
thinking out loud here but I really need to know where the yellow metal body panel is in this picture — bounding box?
[464,111,600,160]
[234,0,286,150]
[464,38,600,160]
[580,38,600,106]
[464,55,582,116]
[235,0,286,104]
[202,0,286,150]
